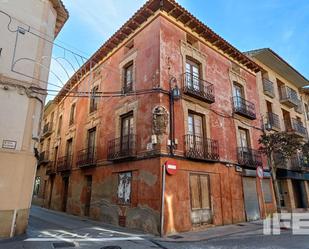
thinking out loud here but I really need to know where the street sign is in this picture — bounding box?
[256,166,264,179]
[165,161,177,175]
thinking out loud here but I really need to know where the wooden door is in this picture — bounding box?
[84,176,92,216]
[62,177,69,212]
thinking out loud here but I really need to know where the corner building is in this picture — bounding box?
[35,0,276,235]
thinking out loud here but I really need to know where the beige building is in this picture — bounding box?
[0,0,68,237]
[247,48,309,211]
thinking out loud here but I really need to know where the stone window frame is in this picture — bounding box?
[89,84,99,114]
[117,171,132,205]
[234,121,253,149]
[180,40,207,85]
[229,69,248,100]
[182,100,211,145]
[68,101,77,126]
[119,51,137,93]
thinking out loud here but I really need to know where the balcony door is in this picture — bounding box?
[233,82,244,109]
[282,109,292,131]
[186,58,200,91]
[87,128,96,160]
[239,128,250,152]
[121,113,134,154]
[188,113,204,158]
[66,139,73,166]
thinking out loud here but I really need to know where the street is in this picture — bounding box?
[1,206,309,249]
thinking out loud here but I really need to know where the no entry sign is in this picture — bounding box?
[256,166,264,179]
[165,161,177,175]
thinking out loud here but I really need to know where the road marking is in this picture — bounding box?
[25,237,144,242]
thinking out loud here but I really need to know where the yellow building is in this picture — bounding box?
[0,0,68,237]
[247,48,309,211]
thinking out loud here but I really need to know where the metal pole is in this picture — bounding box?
[160,163,166,237]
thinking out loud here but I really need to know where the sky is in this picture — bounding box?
[51,0,309,90]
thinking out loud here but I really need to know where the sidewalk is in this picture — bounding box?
[156,221,263,243]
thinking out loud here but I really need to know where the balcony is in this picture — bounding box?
[265,112,280,131]
[285,118,308,138]
[184,134,219,161]
[232,96,256,120]
[42,123,53,138]
[183,72,215,103]
[57,155,72,173]
[38,151,49,165]
[46,162,56,175]
[279,86,299,108]
[237,147,263,168]
[107,135,136,161]
[77,147,97,168]
[262,78,275,98]
[295,102,304,114]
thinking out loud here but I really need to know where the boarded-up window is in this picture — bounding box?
[118,172,132,204]
[262,178,273,203]
[190,174,211,210]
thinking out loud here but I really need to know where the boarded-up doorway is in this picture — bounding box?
[189,173,212,225]
[243,177,260,221]
[84,175,92,216]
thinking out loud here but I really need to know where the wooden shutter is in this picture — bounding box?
[190,174,201,210]
[200,175,210,209]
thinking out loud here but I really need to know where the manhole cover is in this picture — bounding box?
[167,235,183,239]
[53,242,75,248]
[101,247,122,249]
[236,224,246,226]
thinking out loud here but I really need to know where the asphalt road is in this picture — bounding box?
[1,206,309,249]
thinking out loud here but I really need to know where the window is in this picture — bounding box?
[90,86,99,113]
[69,103,76,125]
[262,178,273,203]
[66,138,73,157]
[189,174,211,210]
[239,127,250,150]
[33,176,41,196]
[123,62,133,93]
[185,58,201,91]
[87,127,96,158]
[57,116,62,136]
[121,113,134,152]
[306,104,309,120]
[117,172,132,204]
[188,112,204,151]
[50,112,54,129]
[233,82,245,109]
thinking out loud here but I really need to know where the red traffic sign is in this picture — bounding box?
[256,166,264,179]
[165,161,177,175]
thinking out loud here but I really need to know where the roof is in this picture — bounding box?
[245,48,308,88]
[50,0,69,37]
[55,0,260,102]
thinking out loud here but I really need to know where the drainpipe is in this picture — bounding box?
[160,163,166,237]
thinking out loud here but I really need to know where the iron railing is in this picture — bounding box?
[77,147,97,167]
[38,151,49,164]
[295,102,304,114]
[232,96,256,120]
[284,118,307,137]
[262,78,275,97]
[46,162,56,175]
[184,134,219,161]
[266,112,280,130]
[42,123,53,136]
[57,155,72,172]
[279,86,299,107]
[107,134,136,160]
[183,72,215,103]
[122,81,133,93]
[237,147,262,168]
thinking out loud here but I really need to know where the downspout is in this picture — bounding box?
[160,163,166,237]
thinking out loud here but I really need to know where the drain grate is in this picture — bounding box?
[53,242,75,248]
[236,224,246,226]
[167,235,183,239]
[101,247,122,249]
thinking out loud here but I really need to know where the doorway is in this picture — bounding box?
[292,180,307,209]
[62,177,69,212]
[243,177,260,221]
[189,174,212,226]
[48,176,54,208]
[84,175,92,216]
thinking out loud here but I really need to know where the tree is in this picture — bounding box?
[259,132,303,212]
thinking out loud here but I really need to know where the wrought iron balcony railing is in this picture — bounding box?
[38,151,49,164]
[122,81,133,94]
[262,78,275,98]
[279,86,299,108]
[57,155,72,172]
[107,134,136,161]
[266,112,280,130]
[42,123,53,137]
[183,72,215,103]
[237,147,262,168]
[46,162,56,175]
[77,147,97,167]
[232,96,256,120]
[184,134,219,161]
[295,101,304,114]
[284,118,308,138]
